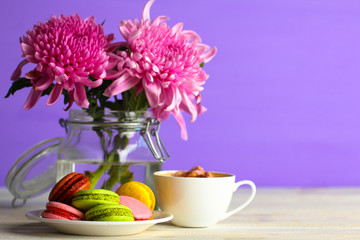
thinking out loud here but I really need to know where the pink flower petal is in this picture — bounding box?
[119,21,130,40]
[105,0,217,140]
[83,78,103,88]
[125,59,137,69]
[143,80,161,108]
[11,59,29,80]
[195,93,202,104]
[128,29,142,44]
[196,44,210,56]
[180,91,198,122]
[61,76,73,91]
[104,72,140,97]
[142,0,155,22]
[25,55,36,62]
[164,87,181,113]
[181,30,201,42]
[105,69,125,80]
[92,68,107,79]
[13,14,113,109]
[163,87,175,111]
[197,105,207,115]
[145,72,154,82]
[132,52,142,62]
[32,74,53,91]
[134,84,144,98]
[84,16,95,22]
[151,16,169,26]
[24,88,43,110]
[74,83,89,108]
[53,66,65,75]
[46,84,63,106]
[201,47,217,64]
[64,89,74,111]
[57,73,69,84]
[174,112,188,141]
[105,60,118,70]
[172,23,183,33]
[20,42,35,56]
[107,42,127,53]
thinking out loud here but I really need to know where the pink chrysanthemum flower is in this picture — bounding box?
[104,0,216,140]
[11,14,114,110]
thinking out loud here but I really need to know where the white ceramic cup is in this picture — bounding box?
[153,170,256,227]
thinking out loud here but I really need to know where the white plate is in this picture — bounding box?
[26,209,173,236]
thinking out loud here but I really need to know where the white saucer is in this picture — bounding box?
[26,209,173,236]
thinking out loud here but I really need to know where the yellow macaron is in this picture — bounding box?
[115,181,155,211]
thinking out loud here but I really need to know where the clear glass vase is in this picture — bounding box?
[57,109,169,192]
[6,109,169,207]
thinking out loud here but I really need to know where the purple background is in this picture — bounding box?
[2,0,360,187]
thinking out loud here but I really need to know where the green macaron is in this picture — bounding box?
[85,204,134,221]
[71,189,120,211]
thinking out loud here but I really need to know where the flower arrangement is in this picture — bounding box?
[6,0,216,189]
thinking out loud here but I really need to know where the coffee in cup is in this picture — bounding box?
[153,170,256,227]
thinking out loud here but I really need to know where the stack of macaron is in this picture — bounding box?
[41,172,155,222]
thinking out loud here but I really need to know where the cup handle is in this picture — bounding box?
[220,180,256,220]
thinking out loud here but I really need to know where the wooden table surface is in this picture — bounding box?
[1,187,360,239]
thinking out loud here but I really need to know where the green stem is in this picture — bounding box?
[83,87,149,190]
[101,150,119,189]
[102,135,132,190]
[102,165,120,190]
[85,165,110,189]
[85,150,116,189]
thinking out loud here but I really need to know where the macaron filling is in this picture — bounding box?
[72,194,119,202]
[42,208,81,220]
[85,205,134,221]
[49,173,90,204]
[41,202,84,220]
[58,176,90,203]
[71,189,121,211]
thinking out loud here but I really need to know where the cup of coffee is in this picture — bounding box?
[153,170,256,227]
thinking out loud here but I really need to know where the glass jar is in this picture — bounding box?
[6,109,169,207]
[57,109,169,192]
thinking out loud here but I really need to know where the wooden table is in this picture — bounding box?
[1,187,360,239]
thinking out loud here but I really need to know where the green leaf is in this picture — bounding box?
[113,134,122,149]
[134,89,150,111]
[200,62,204,68]
[126,88,150,111]
[104,101,123,110]
[41,84,56,96]
[120,135,129,150]
[4,78,32,98]
[117,46,132,55]
[102,164,134,190]
[62,89,70,105]
[119,164,134,184]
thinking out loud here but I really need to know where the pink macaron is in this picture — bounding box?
[119,195,152,221]
[41,201,84,220]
